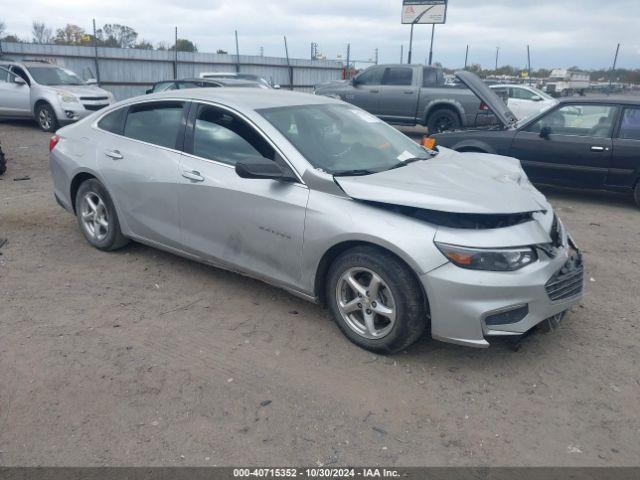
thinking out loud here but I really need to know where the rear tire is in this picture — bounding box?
[426,108,461,134]
[75,179,129,251]
[634,181,640,209]
[0,144,6,176]
[326,246,427,354]
[35,103,59,132]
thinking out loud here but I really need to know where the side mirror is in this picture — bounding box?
[531,95,542,102]
[13,76,26,85]
[235,156,296,181]
[273,84,281,89]
[540,126,552,139]
[145,88,153,94]
[351,77,359,87]
[86,78,98,85]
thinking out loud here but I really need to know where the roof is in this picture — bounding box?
[142,87,340,110]
[557,96,640,106]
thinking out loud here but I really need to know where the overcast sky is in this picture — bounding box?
[1,0,638,69]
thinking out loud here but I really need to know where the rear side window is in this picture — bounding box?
[124,102,185,149]
[423,68,437,88]
[618,108,640,141]
[383,67,413,86]
[191,104,274,165]
[97,107,128,135]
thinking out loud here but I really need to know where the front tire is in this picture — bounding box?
[634,181,640,209]
[326,246,428,354]
[75,179,129,251]
[426,108,461,134]
[35,103,59,132]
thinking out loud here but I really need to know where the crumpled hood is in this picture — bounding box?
[334,148,549,215]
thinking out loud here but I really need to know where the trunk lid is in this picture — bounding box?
[455,70,518,128]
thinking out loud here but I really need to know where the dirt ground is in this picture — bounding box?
[0,120,638,467]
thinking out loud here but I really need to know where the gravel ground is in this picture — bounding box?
[0,119,638,467]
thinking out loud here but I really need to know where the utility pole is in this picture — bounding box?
[408,23,415,64]
[427,24,435,66]
[234,30,240,73]
[92,19,101,86]
[283,36,293,90]
[345,43,351,79]
[527,45,532,85]
[609,43,621,90]
[374,48,379,65]
[495,46,499,73]
[464,45,469,69]
[173,27,178,80]
[400,45,404,64]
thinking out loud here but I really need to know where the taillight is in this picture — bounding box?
[49,134,60,152]
[479,102,489,111]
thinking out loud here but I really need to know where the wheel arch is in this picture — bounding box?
[424,101,464,126]
[313,240,430,313]
[34,98,55,115]
[69,171,98,213]
[451,140,496,154]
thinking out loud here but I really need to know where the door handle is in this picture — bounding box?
[182,169,204,182]
[590,146,606,152]
[104,149,123,160]
[403,90,415,94]
[369,89,379,93]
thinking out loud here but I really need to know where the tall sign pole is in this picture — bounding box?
[92,19,101,86]
[527,45,532,85]
[464,44,469,69]
[427,24,436,65]
[408,23,415,64]
[609,43,621,89]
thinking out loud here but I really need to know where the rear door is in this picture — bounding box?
[178,102,308,289]
[509,103,617,188]
[376,66,417,122]
[96,100,186,248]
[608,106,640,188]
[0,66,31,117]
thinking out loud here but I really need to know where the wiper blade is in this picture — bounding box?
[387,156,431,171]
[333,169,378,177]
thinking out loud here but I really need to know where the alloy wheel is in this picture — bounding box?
[80,192,110,242]
[335,267,396,340]
[38,108,53,130]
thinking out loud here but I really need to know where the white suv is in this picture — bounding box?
[0,61,115,132]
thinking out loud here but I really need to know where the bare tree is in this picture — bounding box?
[96,24,138,48]
[0,20,6,38]
[32,21,53,44]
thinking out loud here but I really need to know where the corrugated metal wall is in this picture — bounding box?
[0,42,344,100]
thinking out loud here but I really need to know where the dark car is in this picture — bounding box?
[432,72,640,207]
[145,78,265,94]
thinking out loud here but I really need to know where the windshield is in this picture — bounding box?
[26,66,84,86]
[259,104,433,175]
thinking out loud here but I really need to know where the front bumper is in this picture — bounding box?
[421,238,584,348]
[54,101,110,124]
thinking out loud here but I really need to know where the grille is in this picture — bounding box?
[545,263,584,301]
[83,104,107,111]
[79,96,109,101]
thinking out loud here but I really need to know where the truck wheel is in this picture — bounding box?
[427,109,461,134]
[35,103,59,132]
[326,246,428,354]
[0,145,6,176]
[634,181,640,209]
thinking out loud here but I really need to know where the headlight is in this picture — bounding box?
[57,92,78,104]
[435,242,537,271]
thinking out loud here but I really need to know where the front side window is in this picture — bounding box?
[355,67,384,86]
[526,105,617,138]
[192,105,274,165]
[383,67,413,86]
[618,108,640,141]
[123,102,185,149]
[98,107,128,135]
[26,66,82,86]
[259,104,431,175]
[511,88,538,101]
[0,67,18,84]
[152,82,176,93]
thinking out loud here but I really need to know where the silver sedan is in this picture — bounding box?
[49,88,584,353]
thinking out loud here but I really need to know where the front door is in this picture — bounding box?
[97,100,186,248]
[347,66,385,115]
[510,104,617,188]
[375,66,418,123]
[0,67,31,117]
[178,103,308,289]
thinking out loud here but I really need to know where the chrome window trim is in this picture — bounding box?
[91,97,307,186]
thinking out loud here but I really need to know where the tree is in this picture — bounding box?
[96,24,138,48]
[134,39,153,50]
[0,21,5,38]
[156,41,168,51]
[2,34,21,43]
[216,49,228,54]
[32,21,53,44]
[170,38,197,52]
[55,24,86,45]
